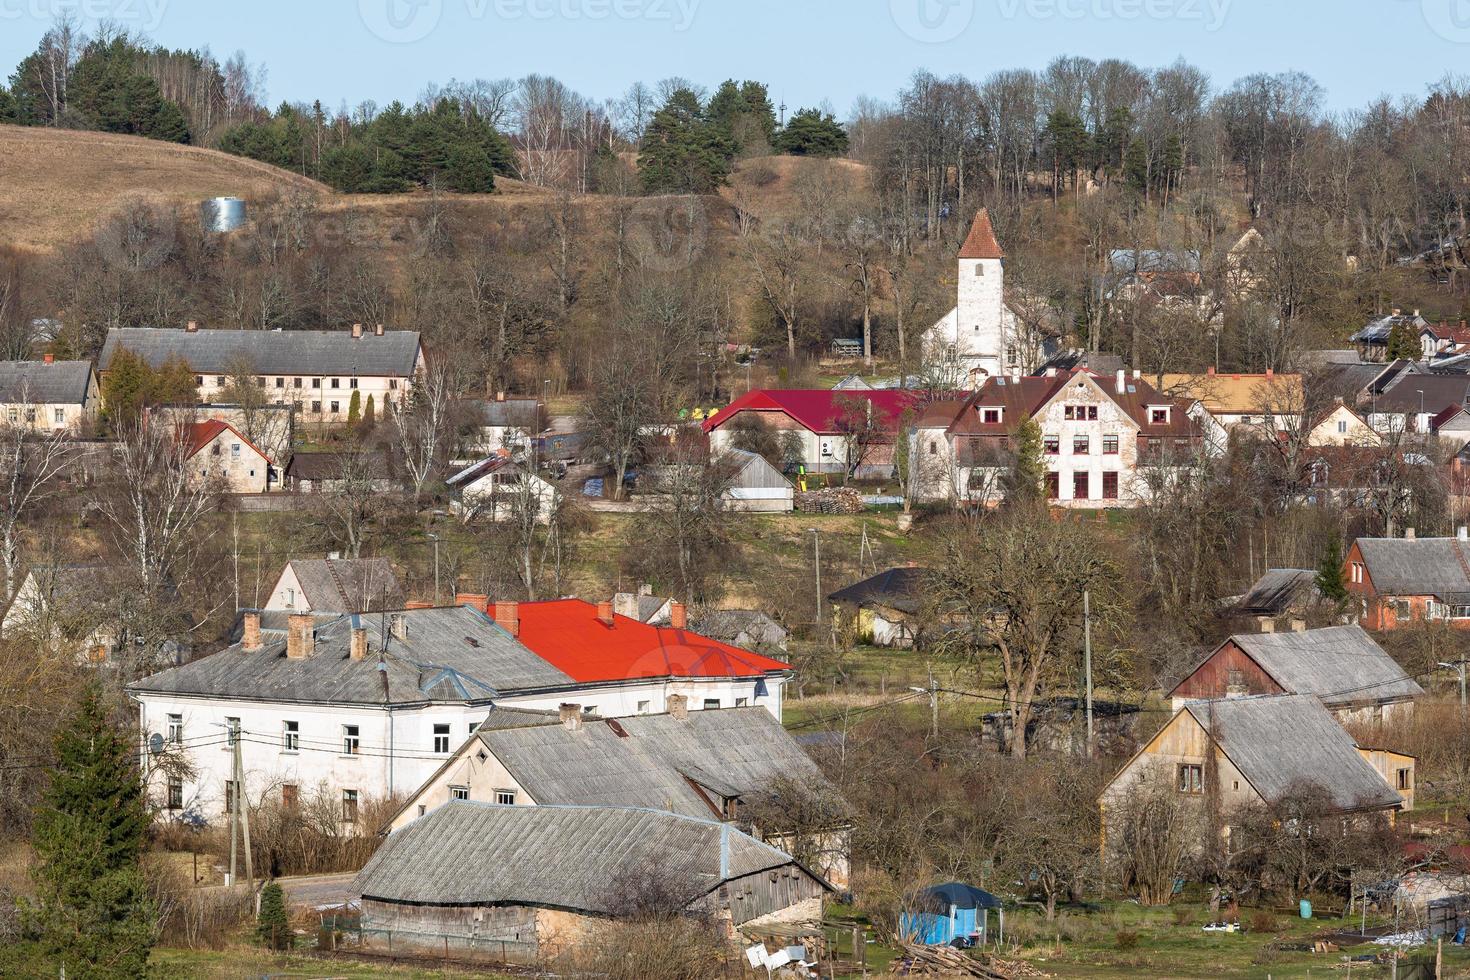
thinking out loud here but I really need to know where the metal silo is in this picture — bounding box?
[200,197,249,234]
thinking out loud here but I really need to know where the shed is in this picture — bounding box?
[901,882,1004,946]
[721,448,795,513]
[827,566,927,648]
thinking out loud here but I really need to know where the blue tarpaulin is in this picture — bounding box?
[900,883,1004,946]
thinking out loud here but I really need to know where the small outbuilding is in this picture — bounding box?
[720,448,795,513]
[901,882,1004,946]
[827,565,927,648]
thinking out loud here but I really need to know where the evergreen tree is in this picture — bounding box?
[346,389,362,426]
[363,394,376,427]
[0,86,16,123]
[101,348,152,424]
[153,355,198,405]
[1385,320,1422,361]
[257,881,290,950]
[1124,137,1149,193]
[321,144,375,193]
[444,142,495,193]
[637,88,733,193]
[1004,417,1046,507]
[1316,535,1349,603]
[1042,110,1088,191]
[23,684,155,977]
[777,108,849,157]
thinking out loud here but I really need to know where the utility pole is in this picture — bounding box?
[1084,589,1094,758]
[428,533,440,606]
[227,721,254,891]
[808,528,822,626]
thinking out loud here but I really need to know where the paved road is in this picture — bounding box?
[279,872,357,910]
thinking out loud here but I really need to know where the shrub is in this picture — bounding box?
[1247,910,1278,934]
[257,881,290,950]
[1114,929,1140,950]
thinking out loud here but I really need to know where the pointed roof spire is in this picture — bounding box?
[958,208,1005,260]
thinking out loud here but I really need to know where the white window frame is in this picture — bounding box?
[342,724,360,756]
[282,720,299,752]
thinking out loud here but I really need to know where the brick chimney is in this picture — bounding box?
[494,601,520,637]
[1289,618,1308,633]
[559,703,583,732]
[456,593,489,613]
[351,323,363,339]
[42,353,54,365]
[404,600,434,610]
[597,600,614,626]
[1265,369,1274,379]
[669,601,687,630]
[286,613,314,660]
[185,320,198,333]
[668,693,689,720]
[374,323,385,337]
[1206,366,1215,376]
[242,611,262,652]
[350,626,369,661]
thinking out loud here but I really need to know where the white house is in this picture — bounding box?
[445,456,559,523]
[265,557,405,613]
[469,394,542,455]
[0,357,100,433]
[128,600,790,825]
[922,209,1026,383]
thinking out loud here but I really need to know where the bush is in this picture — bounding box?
[1114,929,1140,950]
[1247,910,1278,934]
[257,881,290,950]
[152,866,253,949]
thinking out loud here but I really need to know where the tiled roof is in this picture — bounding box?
[0,360,93,404]
[99,327,421,377]
[702,389,929,436]
[957,208,1004,260]
[926,370,1201,439]
[180,419,271,463]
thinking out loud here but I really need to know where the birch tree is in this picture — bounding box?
[0,402,76,598]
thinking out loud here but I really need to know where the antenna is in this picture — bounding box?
[148,732,165,756]
[778,99,787,128]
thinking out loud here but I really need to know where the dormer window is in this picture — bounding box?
[982,408,1002,425]
[1150,407,1170,425]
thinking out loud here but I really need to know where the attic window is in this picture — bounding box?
[476,749,488,763]
[1177,764,1203,795]
[1151,407,1170,425]
[975,264,984,277]
[983,409,1001,425]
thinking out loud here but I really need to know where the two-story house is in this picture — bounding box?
[181,420,275,493]
[0,357,100,432]
[1346,532,1470,630]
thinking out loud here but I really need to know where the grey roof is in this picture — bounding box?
[1356,537,1470,597]
[1183,695,1402,811]
[473,397,541,428]
[1229,625,1423,706]
[355,802,810,912]
[1234,569,1320,615]
[722,449,794,491]
[1371,375,1470,413]
[0,361,93,404]
[1352,312,1431,345]
[284,451,394,482]
[98,327,421,377]
[827,566,927,614]
[128,606,573,706]
[474,707,844,820]
[285,558,404,613]
[695,609,789,650]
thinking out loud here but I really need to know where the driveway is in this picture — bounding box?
[278,872,358,910]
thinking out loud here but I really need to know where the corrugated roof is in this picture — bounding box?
[98,327,421,377]
[1229,625,1423,705]
[1183,695,1402,811]
[355,802,806,911]
[0,360,93,404]
[1356,537,1470,596]
[286,558,404,613]
[957,209,1004,260]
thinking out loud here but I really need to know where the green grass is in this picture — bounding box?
[150,946,518,978]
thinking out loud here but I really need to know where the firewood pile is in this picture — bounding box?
[892,943,1047,978]
[795,488,864,514]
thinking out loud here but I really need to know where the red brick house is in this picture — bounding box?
[1346,534,1470,630]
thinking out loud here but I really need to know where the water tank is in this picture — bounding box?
[200,197,248,234]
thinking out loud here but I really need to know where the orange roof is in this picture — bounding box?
[511,599,789,684]
[1159,372,1303,414]
[180,419,272,463]
[958,208,1004,260]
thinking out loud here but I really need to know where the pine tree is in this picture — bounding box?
[363,394,376,427]
[1004,417,1047,507]
[1385,321,1422,361]
[23,684,156,977]
[101,348,151,426]
[1316,535,1349,603]
[637,88,733,193]
[444,143,495,193]
[347,389,362,426]
[153,355,198,406]
[257,881,290,950]
[777,108,849,158]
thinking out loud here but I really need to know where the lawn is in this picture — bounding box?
[150,947,517,978]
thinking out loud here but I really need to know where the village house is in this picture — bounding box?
[98,322,424,425]
[1352,310,1433,363]
[468,394,543,456]
[1158,369,1303,453]
[181,420,275,493]
[828,565,927,648]
[1305,400,1383,447]
[384,700,851,885]
[0,357,100,432]
[1167,625,1422,727]
[2,564,117,662]
[1230,568,1326,627]
[445,456,559,523]
[264,557,404,613]
[922,209,1035,382]
[612,586,673,625]
[910,368,1202,507]
[695,609,789,653]
[1366,375,1470,436]
[1346,532,1470,630]
[354,802,832,961]
[1100,694,1413,858]
[128,599,791,823]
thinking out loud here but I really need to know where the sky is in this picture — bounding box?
[1,0,1467,117]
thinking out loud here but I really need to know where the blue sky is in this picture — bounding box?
[1,0,1466,116]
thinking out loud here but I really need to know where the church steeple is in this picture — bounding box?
[958,208,1005,260]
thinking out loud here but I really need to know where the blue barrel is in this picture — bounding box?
[1299,900,1312,919]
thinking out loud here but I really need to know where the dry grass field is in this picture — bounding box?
[0,124,328,252]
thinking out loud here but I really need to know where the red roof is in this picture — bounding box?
[180,419,272,463]
[958,208,1004,260]
[701,389,925,435]
[512,599,790,683]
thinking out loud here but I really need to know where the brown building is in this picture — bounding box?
[1346,534,1470,631]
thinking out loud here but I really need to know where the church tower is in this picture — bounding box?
[953,208,1007,378]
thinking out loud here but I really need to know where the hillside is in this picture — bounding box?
[0,124,328,252]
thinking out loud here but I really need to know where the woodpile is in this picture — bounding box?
[892,943,1047,978]
[795,488,864,514]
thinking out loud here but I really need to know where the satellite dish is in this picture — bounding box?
[148,733,165,755]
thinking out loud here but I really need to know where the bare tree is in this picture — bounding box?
[393,358,460,503]
[744,223,806,362]
[0,401,75,598]
[308,449,398,559]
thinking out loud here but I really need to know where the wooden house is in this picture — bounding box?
[1347,534,1470,630]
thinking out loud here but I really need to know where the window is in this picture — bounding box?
[974,264,984,277]
[1006,346,1018,367]
[390,379,399,390]
[329,401,340,415]
[1064,405,1098,421]
[433,723,451,753]
[282,783,299,808]
[1150,407,1170,425]
[1351,562,1365,584]
[225,717,240,747]
[1073,435,1090,455]
[342,724,360,755]
[231,443,241,458]
[53,408,64,424]
[1397,768,1411,791]
[274,377,284,389]
[982,408,1001,425]
[1073,472,1090,500]
[282,720,299,752]
[703,699,721,710]
[349,378,358,389]
[166,777,183,810]
[194,375,203,386]
[1177,764,1204,794]
[1043,436,1060,456]
[1102,472,1119,500]
[928,441,938,456]
[450,785,470,801]
[1102,434,1119,455]
[293,377,302,389]
[1045,472,1059,500]
[468,721,480,734]
[1337,420,1348,434]
[735,697,749,707]
[4,409,13,422]
[166,713,183,744]
[215,376,225,386]
[637,700,651,713]
[341,789,358,823]
[311,378,321,389]
[211,443,222,456]
[311,401,322,414]
[331,378,340,389]
[417,804,426,817]
[495,789,517,805]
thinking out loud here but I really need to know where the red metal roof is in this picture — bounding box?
[958,208,1004,260]
[512,599,790,683]
[701,389,925,435]
[179,419,272,463]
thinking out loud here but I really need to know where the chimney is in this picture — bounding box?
[1459,526,1468,542]
[1132,369,1141,380]
[1115,369,1126,395]
[286,613,314,660]
[1290,618,1308,633]
[1406,527,1417,541]
[494,600,520,637]
[597,600,614,626]
[351,323,363,339]
[495,390,506,402]
[242,611,262,652]
[1206,366,1215,376]
[404,600,434,610]
[389,612,409,642]
[1259,618,1276,634]
[668,694,688,720]
[669,601,687,630]
[1414,309,1421,318]
[559,703,583,732]
[185,320,198,333]
[350,627,369,661]
[638,583,653,596]
[42,353,54,365]
[1265,369,1274,379]
[456,593,489,613]
[374,323,385,337]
